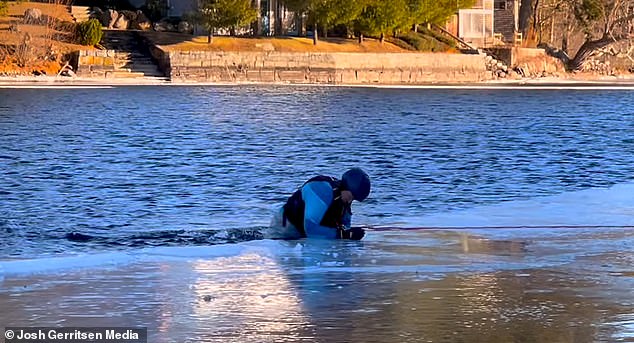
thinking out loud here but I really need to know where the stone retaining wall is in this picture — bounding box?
[149,47,491,84]
[148,45,171,76]
[72,50,117,77]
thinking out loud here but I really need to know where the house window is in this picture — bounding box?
[473,0,493,10]
[494,0,507,10]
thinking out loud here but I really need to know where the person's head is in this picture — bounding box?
[340,168,371,204]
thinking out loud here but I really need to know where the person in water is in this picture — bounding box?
[270,168,371,240]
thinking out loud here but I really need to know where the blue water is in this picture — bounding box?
[1,86,634,258]
[2,86,634,343]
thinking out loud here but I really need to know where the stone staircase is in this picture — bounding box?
[101,30,166,80]
[71,6,92,23]
[430,24,513,79]
[482,49,513,79]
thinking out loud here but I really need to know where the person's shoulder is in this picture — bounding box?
[306,175,338,184]
[302,180,334,201]
[303,180,334,191]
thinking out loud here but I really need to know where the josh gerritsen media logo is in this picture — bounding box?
[4,327,147,343]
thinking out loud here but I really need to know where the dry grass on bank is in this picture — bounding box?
[0,1,88,75]
[142,31,411,53]
[0,1,79,46]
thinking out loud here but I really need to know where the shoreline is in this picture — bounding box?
[3,74,634,89]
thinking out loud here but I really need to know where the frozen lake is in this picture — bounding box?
[1,220,633,342]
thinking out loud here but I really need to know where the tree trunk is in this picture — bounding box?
[230,27,236,36]
[294,14,301,36]
[323,26,328,38]
[313,22,318,45]
[274,1,282,35]
[299,14,306,36]
[519,0,535,36]
[550,16,554,43]
[207,33,213,44]
[413,24,418,33]
[567,37,613,71]
[379,32,384,44]
[358,33,364,44]
[531,0,540,39]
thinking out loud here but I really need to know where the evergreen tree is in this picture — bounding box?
[329,0,368,37]
[355,0,409,43]
[408,0,475,31]
[196,0,257,43]
[0,0,8,17]
[281,0,366,44]
[308,0,336,44]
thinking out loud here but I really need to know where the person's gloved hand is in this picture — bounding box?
[338,226,365,240]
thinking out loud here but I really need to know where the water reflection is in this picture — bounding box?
[609,314,634,341]
[187,255,311,342]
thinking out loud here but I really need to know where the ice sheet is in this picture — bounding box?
[2,183,633,279]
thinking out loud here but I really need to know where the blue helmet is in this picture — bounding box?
[341,168,371,201]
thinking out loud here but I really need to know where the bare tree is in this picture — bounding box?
[539,0,634,71]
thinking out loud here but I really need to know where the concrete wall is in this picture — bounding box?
[486,47,565,75]
[73,50,116,77]
[150,49,491,84]
[511,47,565,75]
[494,0,516,42]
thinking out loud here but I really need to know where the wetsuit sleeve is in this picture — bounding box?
[341,210,351,229]
[301,181,338,239]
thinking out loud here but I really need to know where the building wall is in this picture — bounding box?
[445,14,459,38]
[253,0,292,36]
[494,0,518,43]
[167,0,197,17]
[455,0,524,47]
[458,0,494,47]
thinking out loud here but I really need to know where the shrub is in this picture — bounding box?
[76,19,103,46]
[0,44,8,63]
[0,0,8,16]
[54,20,77,42]
[143,0,166,22]
[181,11,200,25]
[384,36,416,51]
[398,31,454,52]
[418,27,457,49]
[397,32,427,50]
[14,32,35,67]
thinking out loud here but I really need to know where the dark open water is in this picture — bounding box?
[0,86,633,342]
[1,86,633,257]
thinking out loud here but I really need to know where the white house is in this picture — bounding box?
[127,0,293,35]
[446,0,522,47]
